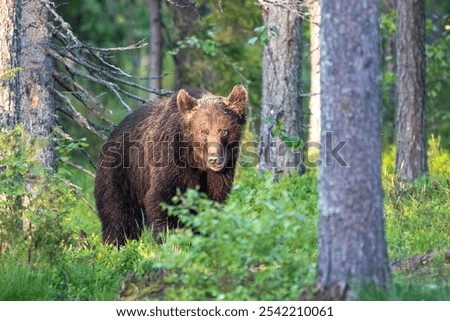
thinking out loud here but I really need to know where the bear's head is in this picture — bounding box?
[177,85,248,172]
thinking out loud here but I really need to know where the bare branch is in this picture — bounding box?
[48,49,134,112]
[52,88,108,140]
[66,161,96,178]
[88,39,148,53]
[53,72,117,128]
[257,0,312,18]
[61,178,97,214]
[42,0,81,46]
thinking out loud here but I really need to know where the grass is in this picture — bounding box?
[0,137,448,300]
[0,258,56,301]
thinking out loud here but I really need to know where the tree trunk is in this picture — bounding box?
[395,0,427,181]
[317,0,391,298]
[258,1,304,177]
[149,0,163,100]
[0,0,21,127]
[167,0,200,89]
[382,0,397,145]
[0,0,56,169]
[308,0,321,150]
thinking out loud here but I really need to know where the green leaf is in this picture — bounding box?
[253,25,266,33]
[260,32,269,46]
[247,36,259,46]
[271,127,280,136]
[202,39,216,56]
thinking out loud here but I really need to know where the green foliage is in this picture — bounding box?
[380,9,396,37]
[272,120,304,150]
[54,135,89,165]
[0,126,76,263]
[156,170,317,300]
[425,15,450,147]
[169,30,217,57]
[248,25,279,46]
[426,15,450,98]
[167,0,263,99]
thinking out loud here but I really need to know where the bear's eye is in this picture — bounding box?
[201,129,210,136]
[220,130,228,137]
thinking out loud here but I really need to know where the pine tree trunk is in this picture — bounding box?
[258,2,304,176]
[0,0,56,169]
[395,0,427,181]
[0,0,21,127]
[149,0,162,100]
[383,0,397,145]
[317,0,391,297]
[308,0,321,149]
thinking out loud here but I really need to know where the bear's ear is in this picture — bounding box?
[177,89,198,112]
[226,85,247,117]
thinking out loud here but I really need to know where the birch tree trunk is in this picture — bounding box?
[149,0,163,100]
[0,0,56,169]
[308,0,321,149]
[395,0,427,181]
[258,1,304,177]
[317,0,391,298]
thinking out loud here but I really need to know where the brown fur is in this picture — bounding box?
[94,85,247,246]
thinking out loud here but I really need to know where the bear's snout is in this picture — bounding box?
[207,142,225,171]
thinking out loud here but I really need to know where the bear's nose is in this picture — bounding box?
[208,156,223,164]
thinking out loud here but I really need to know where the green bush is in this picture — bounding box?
[153,169,318,300]
[0,126,76,263]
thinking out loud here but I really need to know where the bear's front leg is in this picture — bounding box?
[143,172,179,241]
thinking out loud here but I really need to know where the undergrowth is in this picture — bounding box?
[0,127,448,300]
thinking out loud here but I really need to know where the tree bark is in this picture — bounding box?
[317,0,391,298]
[0,0,56,169]
[149,0,163,100]
[395,0,427,181]
[258,1,304,177]
[308,0,321,149]
[0,0,21,127]
[167,0,200,89]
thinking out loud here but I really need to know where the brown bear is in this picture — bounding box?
[94,85,247,246]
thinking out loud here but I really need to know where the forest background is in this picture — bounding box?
[0,0,449,300]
